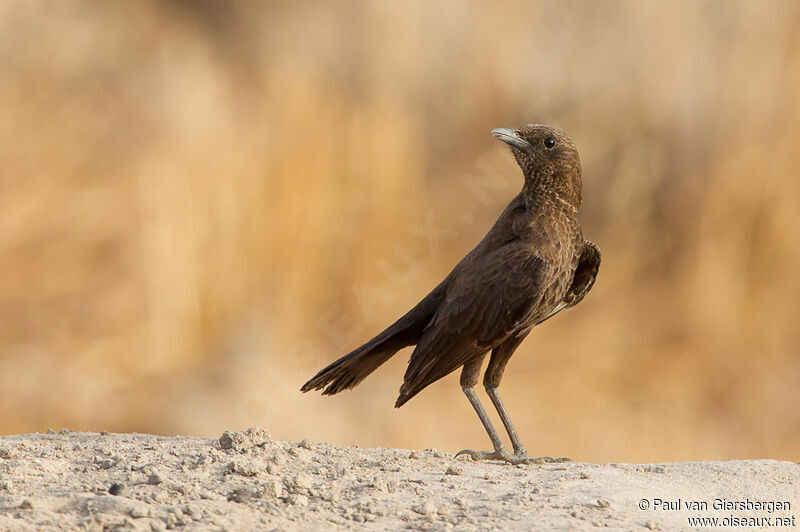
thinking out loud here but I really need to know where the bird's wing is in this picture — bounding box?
[534,240,601,326]
[563,240,601,308]
[395,242,552,406]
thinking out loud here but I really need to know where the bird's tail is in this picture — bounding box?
[300,282,447,396]
[300,339,403,395]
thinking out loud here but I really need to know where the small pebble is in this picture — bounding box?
[227,488,253,504]
[292,472,313,491]
[263,478,283,499]
[218,427,271,451]
[95,458,115,470]
[109,483,127,496]
[0,447,17,459]
[412,502,437,516]
[445,466,463,476]
[230,460,259,477]
[287,494,309,506]
[425,448,444,458]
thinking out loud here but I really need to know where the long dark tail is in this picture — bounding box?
[300,283,446,396]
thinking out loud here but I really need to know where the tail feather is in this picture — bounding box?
[300,281,448,397]
[301,342,399,395]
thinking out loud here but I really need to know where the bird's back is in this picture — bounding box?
[394,193,584,405]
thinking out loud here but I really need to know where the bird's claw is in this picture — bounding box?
[455,449,572,465]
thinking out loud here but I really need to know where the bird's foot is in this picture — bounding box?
[510,447,572,464]
[455,449,513,462]
[455,448,572,465]
[522,455,572,464]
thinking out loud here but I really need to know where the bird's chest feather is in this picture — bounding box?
[518,211,582,314]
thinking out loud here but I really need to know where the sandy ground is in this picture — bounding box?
[0,429,797,531]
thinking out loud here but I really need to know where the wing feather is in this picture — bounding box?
[395,242,551,406]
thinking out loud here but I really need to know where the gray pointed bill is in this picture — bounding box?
[491,128,530,150]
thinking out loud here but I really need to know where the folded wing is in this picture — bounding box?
[395,243,552,406]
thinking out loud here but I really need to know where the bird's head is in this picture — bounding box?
[491,124,582,209]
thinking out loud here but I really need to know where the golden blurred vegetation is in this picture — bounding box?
[1,1,798,462]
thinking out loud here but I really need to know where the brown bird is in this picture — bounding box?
[301,124,600,464]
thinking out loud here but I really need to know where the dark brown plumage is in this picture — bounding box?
[301,124,600,463]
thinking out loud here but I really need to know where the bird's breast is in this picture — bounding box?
[520,215,583,322]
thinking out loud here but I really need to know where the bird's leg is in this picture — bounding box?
[454,358,512,462]
[483,335,571,465]
[483,385,569,464]
[484,384,525,454]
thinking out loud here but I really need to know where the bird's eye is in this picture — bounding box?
[544,137,557,149]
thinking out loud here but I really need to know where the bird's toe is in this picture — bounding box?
[523,455,573,465]
[454,449,510,462]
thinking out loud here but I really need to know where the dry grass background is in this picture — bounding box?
[1,1,798,462]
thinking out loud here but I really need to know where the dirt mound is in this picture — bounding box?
[0,429,796,530]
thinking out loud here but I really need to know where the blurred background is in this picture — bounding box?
[1,0,798,463]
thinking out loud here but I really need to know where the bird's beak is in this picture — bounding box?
[491,128,530,150]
